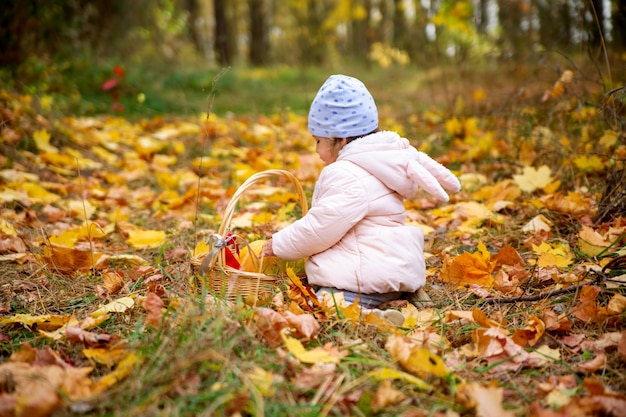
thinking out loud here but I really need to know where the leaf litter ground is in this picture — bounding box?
[1,72,626,417]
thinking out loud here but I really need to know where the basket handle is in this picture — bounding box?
[200,169,308,273]
[217,169,308,236]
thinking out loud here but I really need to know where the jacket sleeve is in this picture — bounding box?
[272,165,369,261]
[406,149,461,202]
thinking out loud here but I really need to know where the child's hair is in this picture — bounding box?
[328,128,380,148]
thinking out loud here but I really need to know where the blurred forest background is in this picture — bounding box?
[1,0,625,116]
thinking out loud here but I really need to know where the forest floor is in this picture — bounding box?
[1,56,625,417]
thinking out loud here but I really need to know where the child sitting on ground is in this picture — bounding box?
[261,74,460,324]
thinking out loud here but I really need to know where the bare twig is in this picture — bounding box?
[192,67,230,254]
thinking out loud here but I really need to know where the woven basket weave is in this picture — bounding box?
[191,169,308,305]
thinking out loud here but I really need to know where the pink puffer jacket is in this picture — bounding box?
[272,131,460,294]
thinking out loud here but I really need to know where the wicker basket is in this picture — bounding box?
[191,169,308,305]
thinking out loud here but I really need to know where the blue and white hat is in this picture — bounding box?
[308,74,378,138]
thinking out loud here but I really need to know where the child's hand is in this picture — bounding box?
[260,239,274,257]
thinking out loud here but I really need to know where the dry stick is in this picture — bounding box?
[479,283,588,304]
[479,270,608,304]
[75,158,97,273]
[192,67,230,254]
[588,0,612,89]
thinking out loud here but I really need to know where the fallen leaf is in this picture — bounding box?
[144,291,165,328]
[126,229,166,248]
[385,334,450,378]
[513,165,553,193]
[90,296,136,318]
[282,330,347,364]
[461,382,516,417]
[371,379,406,411]
[367,367,432,391]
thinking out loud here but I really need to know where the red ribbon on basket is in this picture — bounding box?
[224,233,241,270]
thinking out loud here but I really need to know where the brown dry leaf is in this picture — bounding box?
[467,327,539,373]
[493,265,527,295]
[571,286,625,324]
[43,243,104,275]
[512,315,545,347]
[0,362,95,417]
[578,352,607,373]
[371,379,407,412]
[473,308,507,330]
[143,291,165,329]
[292,363,337,390]
[618,331,626,361]
[253,307,289,348]
[461,382,517,417]
[542,191,594,217]
[281,310,320,340]
[582,378,626,416]
[102,270,125,294]
[0,235,27,253]
[65,326,111,347]
[542,309,572,333]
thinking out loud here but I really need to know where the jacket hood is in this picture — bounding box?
[337,131,420,198]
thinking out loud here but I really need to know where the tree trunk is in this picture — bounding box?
[249,0,268,65]
[498,0,524,58]
[476,0,489,34]
[351,0,370,59]
[612,0,626,51]
[184,0,202,54]
[585,0,605,48]
[392,0,407,50]
[214,0,233,66]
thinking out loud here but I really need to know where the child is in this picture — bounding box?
[261,74,460,316]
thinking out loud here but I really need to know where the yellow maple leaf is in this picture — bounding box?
[18,182,61,204]
[367,367,432,391]
[90,296,135,318]
[246,366,277,397]
[281,330,346,364]
[33,129,58,153]
[83,347,129,368]
[0,313,71,331]
[126,229,166,248]
[599,130,619,148]
[48,222,107,248]
[513,165,553,193]
[93,352,141,394]
[573,154,605,172]
[385,334,450,378]
[532,241,573,268]
[0,219,17,236]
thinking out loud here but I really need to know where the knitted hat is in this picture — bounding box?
[308,74,378,138]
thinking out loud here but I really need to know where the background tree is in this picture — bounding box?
[214,0,234,65]
[249,0,270,65]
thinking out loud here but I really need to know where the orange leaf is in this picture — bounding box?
[441,242,495,288]
[144,291,165,329]
[572,286,601,323]
[512,315,545,347]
